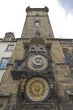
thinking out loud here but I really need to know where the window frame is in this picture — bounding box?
[6,44,14,52]
[34,20,40,27]
[0,57,9,69]
[29,44,46,53]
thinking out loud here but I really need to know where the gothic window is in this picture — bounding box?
[35,20,40,27]
[63,48,70,64]
[0,58,9,69]
[63,48,73,73]
[16,63,22,70]
[6,45,14,52]
[35,31,41,37]
[63,48,73,65]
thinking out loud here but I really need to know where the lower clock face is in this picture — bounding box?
[25,77,49,102]
[27,55,48,71]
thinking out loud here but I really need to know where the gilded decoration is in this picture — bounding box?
[25,77,49,101]
[27,55,48,71]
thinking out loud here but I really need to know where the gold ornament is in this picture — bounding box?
[19,78,27,93]
[26,77,49,101]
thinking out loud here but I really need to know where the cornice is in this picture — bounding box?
[26,6,49,13]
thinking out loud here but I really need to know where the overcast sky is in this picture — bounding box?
[0,0,73,39]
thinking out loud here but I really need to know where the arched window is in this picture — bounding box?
[35,20,40,27]
[63,48,73,68]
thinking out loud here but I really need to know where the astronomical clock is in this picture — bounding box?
[24,45,51,103]
[25,77,49,102]
[27,54,48,71]
[11,42,57,110]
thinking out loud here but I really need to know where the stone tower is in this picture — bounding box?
[0,7,73,110]
[12,7,58,110]
[21,6,54,38]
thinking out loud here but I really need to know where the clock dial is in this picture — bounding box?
[25,77,49,102]
[27,55,48,71]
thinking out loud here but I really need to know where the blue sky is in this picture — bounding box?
[0,0,73,39]
[58,0,73,13]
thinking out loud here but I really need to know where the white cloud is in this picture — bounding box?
[0,0,73,39]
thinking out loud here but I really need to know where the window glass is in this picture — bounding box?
[35,20,40,27]
[6,45,14,52]
[29,45,46,53]
[40,47,43,50]
[0,58,9,69]
[35,22,39,27]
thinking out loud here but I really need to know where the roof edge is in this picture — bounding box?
[26,6,49,13]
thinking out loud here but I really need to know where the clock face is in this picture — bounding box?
[27,55,48,71]
[25,77,49,102]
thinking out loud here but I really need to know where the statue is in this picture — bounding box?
[17,74,27,102]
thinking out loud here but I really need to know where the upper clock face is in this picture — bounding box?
[25,77,49,102]
[27,55,48,71]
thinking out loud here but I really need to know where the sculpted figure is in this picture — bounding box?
[18,74,27,101]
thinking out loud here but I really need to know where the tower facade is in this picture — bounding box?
[0,7,73,110]
[21,6,54,38]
